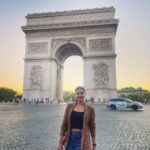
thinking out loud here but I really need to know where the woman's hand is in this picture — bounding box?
[57,143,63,150]
[57,134,64,150]
[92,147,96,150]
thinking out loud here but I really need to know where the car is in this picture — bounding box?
[106,98,143,111]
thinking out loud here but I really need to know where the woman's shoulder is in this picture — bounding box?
[86,104,95,110]
[66,102,76,108]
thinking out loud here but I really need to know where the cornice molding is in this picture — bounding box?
[83,54,117,59]
[26,7,115,18]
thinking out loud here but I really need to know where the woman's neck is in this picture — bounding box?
[75,101,85,112]
[76,101,84,105]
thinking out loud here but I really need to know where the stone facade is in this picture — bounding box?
[22,7,119,101]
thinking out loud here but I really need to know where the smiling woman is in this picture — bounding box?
[57,86,96,150]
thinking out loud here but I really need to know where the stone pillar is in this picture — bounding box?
[22,39,53,101]
[49,60,57,100]
[83,36,117,101]
[84,57,117,100]
[56,64,63,101]
[23,59,52,100]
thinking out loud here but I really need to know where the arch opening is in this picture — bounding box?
[55,43,84,100]
[63,56,83,92]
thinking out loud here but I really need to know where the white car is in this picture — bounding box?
[106,98,143,111]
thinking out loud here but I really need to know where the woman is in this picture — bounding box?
[57,86,96,150]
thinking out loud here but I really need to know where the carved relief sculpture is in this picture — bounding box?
[30,65,43,89]
[28,42,48,54]
[93,62,109,88]
[89,38,112,51]
[26,26,116,38]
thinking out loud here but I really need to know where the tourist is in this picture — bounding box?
[57,86,96,150]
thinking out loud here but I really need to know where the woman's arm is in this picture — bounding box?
[60,104,69,135]
[57,104,69,150]
[89,107,96,149]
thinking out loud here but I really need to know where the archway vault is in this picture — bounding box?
[55,43,83,64]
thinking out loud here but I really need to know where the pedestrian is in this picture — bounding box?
[57,86,96,150]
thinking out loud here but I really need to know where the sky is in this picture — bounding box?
[0,0,150,93]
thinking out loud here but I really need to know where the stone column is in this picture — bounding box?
[56,64,63,101]
[83,37,117,101]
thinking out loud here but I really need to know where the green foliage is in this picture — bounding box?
[144,93,150,99]
[0,87,17,102]
[63,91,76,102]
[120,93,150,102]
[15,94,22,99]
[118,87,148,93]
[118,86,150,102]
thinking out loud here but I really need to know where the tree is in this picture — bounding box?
[118,87,148,93]
[0,87,17,102]
[15,94,22,99]
[63,91,76,102]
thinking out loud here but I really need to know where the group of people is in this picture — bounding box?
[19,98,62,105]
[57,86,97,150]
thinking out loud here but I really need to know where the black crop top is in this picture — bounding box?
[71,110,84,129]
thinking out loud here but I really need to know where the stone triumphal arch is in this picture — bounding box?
[22,7,119,101]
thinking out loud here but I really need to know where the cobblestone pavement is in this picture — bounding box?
[0,104,150,150]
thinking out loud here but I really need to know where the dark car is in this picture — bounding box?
[106,98,143,111]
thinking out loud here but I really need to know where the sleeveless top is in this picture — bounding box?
[71,110,84,129]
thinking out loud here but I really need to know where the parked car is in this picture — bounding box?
[106,98,143,111]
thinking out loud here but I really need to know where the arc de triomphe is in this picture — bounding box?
[22,7,119,101]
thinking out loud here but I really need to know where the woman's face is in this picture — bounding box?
[75,88,86,103]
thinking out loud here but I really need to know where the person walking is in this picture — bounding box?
[57,86,96,150]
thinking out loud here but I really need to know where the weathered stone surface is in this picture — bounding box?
[22,7,118,101]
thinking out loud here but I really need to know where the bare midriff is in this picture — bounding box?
[71,128,82,132]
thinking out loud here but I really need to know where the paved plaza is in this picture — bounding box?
[0,104,150,150]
